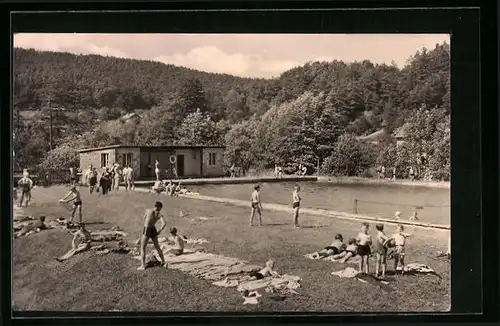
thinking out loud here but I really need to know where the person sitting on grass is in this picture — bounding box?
[172,182,182,196]
[56,223,91,262]
[248,259,280,280]
[152,180,166,194]
[311,234,346,259]
[59,185,83,224]
[165,180,174,196]
[15,216,48,238]
[331,238,358,263]
[164,227,185,256]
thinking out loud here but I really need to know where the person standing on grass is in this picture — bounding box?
[137,201,168,270]
[110,163,117,190]
[88,167,98,194]
[356,222,372,274]
[59,185,83,224]
[123,165,134,191]
[292,185,301,228]
[392,224,412,275]
[373,224,390,279]
[249,185,263,227]
[17,172,33,207]
[113,164,122,191]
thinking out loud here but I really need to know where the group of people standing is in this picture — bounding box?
[84,163,135,195]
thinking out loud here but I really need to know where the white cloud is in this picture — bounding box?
[154,46,252,75]
[260,60,299,74]
[14,33,128,59]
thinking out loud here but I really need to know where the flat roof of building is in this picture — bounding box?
[78,145,226,153]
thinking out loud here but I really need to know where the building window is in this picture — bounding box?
[100,153,109,168]
[121,153,133,167]
[209,153,217,166]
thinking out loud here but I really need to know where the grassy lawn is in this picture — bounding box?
[13,186,450,312]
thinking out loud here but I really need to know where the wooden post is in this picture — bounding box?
[316,158,320,176]
[353,198,358,214]
[48,98,53,151]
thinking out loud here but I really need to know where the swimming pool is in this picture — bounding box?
[188,181,450,226]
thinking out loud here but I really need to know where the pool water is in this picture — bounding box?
[189,182,450,226]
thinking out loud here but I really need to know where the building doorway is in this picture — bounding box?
[176,155,185,177]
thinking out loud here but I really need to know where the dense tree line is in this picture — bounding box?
[13,43,450,180]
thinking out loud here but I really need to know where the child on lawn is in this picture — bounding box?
[373,223,391,278]
[248,259,279,280]
[311,234,346,259]
[331,238,358,263]
[392,224,412,274]
[357,222,372,274]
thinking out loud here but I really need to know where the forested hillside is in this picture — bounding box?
[13,43,450,180]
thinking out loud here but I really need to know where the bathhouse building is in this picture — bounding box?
[78,145,226,179]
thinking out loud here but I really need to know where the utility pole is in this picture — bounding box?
[49,97,53,151]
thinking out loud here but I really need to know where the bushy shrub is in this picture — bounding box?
[38,144,79,171]
[320,134,376,176]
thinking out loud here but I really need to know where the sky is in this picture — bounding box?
[14,33,449,79]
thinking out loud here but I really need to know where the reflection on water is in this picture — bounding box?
[189,182,450,225]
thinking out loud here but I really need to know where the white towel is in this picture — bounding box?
[331,267,359,279]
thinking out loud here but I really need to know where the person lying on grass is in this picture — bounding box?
[59,185,83,224]
[137,201,168,271]
[163,227,185,256]
[56,223,91,262]
[14,216,48,238]
[331,238,358,263]
[248,259,280,280]
[391,224,412,275]
[310,234,346,259]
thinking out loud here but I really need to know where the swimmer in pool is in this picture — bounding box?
[137,201,167,270]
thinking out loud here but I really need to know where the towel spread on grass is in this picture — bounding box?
[331,268,394,292]
[130,240,302,299]
[157,236,209,246]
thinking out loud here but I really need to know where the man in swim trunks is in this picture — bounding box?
[56,223,92,262]
[59,185,83,224]
[17,172,34,207]
[249,184,263,227]
[137,201,168,270]
[374,224,391,279]
[292,185,301,228]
